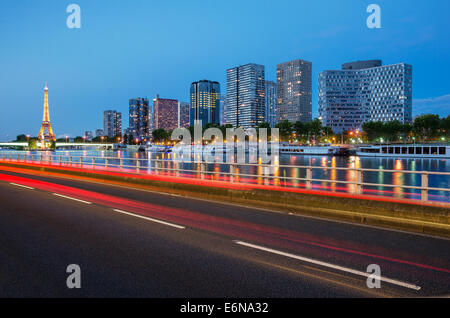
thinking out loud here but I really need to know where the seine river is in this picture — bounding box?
[1,149,449,203]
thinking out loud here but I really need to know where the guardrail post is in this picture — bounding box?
[17,153,20,161]
[306,167,312,189]
[69,156,72,165]
[79,157,82,166]
[421,172,429,202]
[356,169,363,195]
[175,162,179,177]
[230,165,235,183]
[136,159,140,173]
[264,166,270,185]
[120,159,123,170]
[59,156,62,165]
[200,163,205,180]
[92,157,95,168]
[105,158,108,168]
[40,154,43,163]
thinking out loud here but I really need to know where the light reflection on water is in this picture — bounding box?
[1,149,449,202]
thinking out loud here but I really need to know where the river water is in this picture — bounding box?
[1,149,449,203]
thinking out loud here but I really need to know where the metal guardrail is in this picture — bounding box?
[1,152,449,204]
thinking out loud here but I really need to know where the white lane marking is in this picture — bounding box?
[112,209,185,229]
[234,241,422,291]
[9,182,35,190]
[52,193,92,204]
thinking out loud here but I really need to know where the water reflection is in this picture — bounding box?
[393,160,404,198]
[1,149,448,202]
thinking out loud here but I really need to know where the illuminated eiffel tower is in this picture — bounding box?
[38,83,56,145]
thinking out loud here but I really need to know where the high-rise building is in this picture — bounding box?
[220,95,227,126]
[190,80,221,127]
[153,95,178,131]
[178,101,190,128]
[276,59,312,123]
[226,63,265,128]
[103,110,122,138]
[265,80,277,127]
[318,60,413,133]
[129,98,149,140]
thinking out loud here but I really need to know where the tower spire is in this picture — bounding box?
[39,83,56,147]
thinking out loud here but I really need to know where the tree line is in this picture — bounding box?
[14,114,449,145]
[363,114,450,143]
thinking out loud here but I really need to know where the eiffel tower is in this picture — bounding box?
[38,83,56,144]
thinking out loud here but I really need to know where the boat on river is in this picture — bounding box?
[356,144,450,159]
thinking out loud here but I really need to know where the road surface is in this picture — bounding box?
[0,169,449,297]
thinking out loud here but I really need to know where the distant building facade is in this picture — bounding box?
[318,60,413,133]
[226,63,265,128]
[178,101,190,128]
[84,131,93,141]
[265,80,277,127]
[129,98,149,140]
[189,80,220,127]
[153,95,178,131]
[276,59,312,124]
[95,129,104,137]
[103,110,122,138]
[220,95,228,126]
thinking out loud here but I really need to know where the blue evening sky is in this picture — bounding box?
[0,0,449,140]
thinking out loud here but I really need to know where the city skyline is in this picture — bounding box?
[1,0,450,140]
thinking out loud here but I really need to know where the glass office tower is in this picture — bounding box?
[189,80,220,127]
[318,60,413,133]
[129,98,149,140]
[276,59,312,124]
[265,80,277,127]
[226,63,265,128]
[103,110,122,138]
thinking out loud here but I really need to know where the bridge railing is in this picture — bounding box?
[0,152,449,204]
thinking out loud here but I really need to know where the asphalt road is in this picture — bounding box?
[0,169,449,297]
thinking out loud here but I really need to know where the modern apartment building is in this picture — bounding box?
[189,80,220,127]
[220,95,227,126]
[129,98,149,140]
[276,59,312,123]
[318,60,413,133]
[153,95,178,131]
[265,80,277,127]
[226,63,265,128]
[178,101,190,128]
[103,110,122,138]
